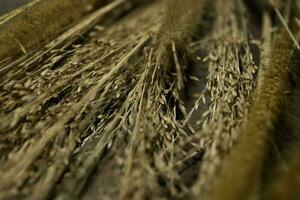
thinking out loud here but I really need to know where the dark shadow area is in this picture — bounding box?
[0,0,31,15]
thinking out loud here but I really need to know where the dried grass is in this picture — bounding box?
[0,0,300,199]
[206,24,296,200]
[0,0,104,61]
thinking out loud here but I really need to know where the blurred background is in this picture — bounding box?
[0,0,31,15]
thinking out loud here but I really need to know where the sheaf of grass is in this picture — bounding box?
[207,27,296,200]
[0,0,103,62]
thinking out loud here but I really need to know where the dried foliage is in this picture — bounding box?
[0,0,300,199]
[0,0,107,61]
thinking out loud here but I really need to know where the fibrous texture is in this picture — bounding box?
[0,0,300,199]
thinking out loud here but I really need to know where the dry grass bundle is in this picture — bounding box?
[1,0,300,199]
[190,0,257,196]
[0,0,105,62]
[0,1,155,198]
[156,0,204,90]
[262,14,300,199]
[115,1,208,198]
[206,21,297,200]
[117,46,199,198]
